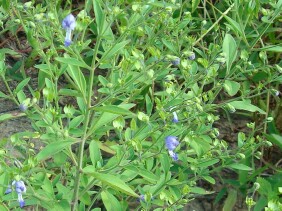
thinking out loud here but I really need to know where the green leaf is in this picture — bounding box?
[228,163,252,171]
[229,100,266,114]
[88,104,135,134]
[223,189,237,211]
[257,177,272,197]
[125,165,158,182]
[190,187,212,194]
[265,134,282,150]
[89,140,102,166]
[66,65,86,97]
[101,190,122,211]
[36,139,75,161]
[224,16,244,39]
[93,105,135,116]
[98,75,109,86]
[197,158,220,168]
[223,34,237,74]
[59,89,81,97]
[93,0,105,34]
[55,57,91,70]
[258,46,282,52]
[160,154,170,175]
[0,113,26,122]
[161,38,178,55]
[145,94,153,115]
[101,40,130,61]
[192,0,201,12]
[0,91,9,99]
[69,115,84,129]
[202,175,215,184]
[224,80,240,96]
[15,77,30,94]
[0,48,19,56]
[83,171,138,197]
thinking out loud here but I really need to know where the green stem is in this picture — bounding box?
[71,33,101,210]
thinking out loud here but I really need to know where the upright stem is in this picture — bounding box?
[71,35,101,210]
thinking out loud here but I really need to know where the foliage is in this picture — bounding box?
[0,0,281,210]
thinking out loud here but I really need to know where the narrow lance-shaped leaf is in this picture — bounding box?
[36,139,76,161]
[84,171,138,197]
[101,40,130,61]
[93,0,105,34]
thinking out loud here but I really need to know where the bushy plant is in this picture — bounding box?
[0,0,281,210]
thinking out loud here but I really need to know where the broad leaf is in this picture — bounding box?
[101,190,122,211]
[224,80,240,96]
[223,34,237,74]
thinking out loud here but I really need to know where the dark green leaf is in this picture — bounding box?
[192,0,201,12]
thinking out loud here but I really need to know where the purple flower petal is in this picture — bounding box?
[188,52,196,60]
[165,136,179,151]
[15,181,26,193]
[62,14,76,30]
[168,150,178,161]
[18,193,25,208]
[19,104,27,111]
[172,111,179,123]
[5,185,12,194]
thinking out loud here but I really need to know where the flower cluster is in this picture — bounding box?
[62,14,76,47]
[165,136,179,161]
[5,180,27,208]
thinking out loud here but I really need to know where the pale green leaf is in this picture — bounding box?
[36,140,75,161]
[224,80,240,96]
[229,100,266,114]
[83,171,138,197]
[228,163,252,171]
[223,34,237,74]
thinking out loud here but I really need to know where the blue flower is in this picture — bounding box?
[171,57,180,66]
[188,52,196,60]
[165,136,179,151]
[17,193,25,208]
[172,111,179,123]
[138,194,145,202]
[5,185,12,194]
[62,14,76,47]
[14,181,27,193]
[19,103,28,112]
[168,150,178,161]
[7,180,27,208]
